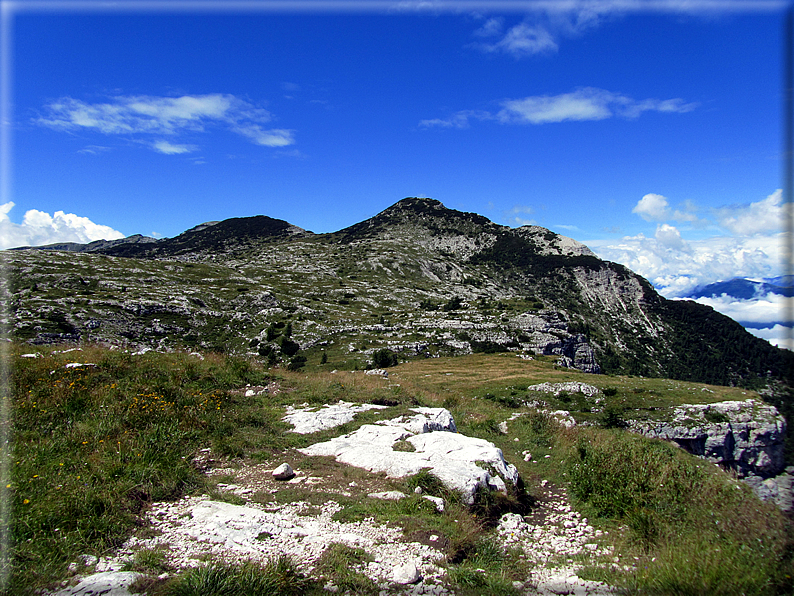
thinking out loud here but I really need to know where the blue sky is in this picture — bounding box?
[1,0,792,346]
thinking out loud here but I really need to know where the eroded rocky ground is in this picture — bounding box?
[49,404,617,596]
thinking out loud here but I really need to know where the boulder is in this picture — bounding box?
[392,561,420,585]
[272,463,295,480]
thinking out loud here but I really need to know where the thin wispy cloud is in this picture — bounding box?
[497,88,698,124]
[35,93,295,153]
[419,110,491,129]
[233,125,295,147]
[152,140,197,155]
[464,0,784,59]
[472,17,504,38]
[77,145,112,155]
[502,204,536,227]
[420,87,697,128]
[475,21,558,57]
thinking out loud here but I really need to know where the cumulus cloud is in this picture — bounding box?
[654,223,689,251]
[632,193,720,226]
[745,325,793,351]
[421,88,697,128]
[0,202,125,249]
[591,188,789,302]
[34,93,295,153]
[691,293,792,327]
[686,293,793,350]
[714,189,787,235]
[590,230,784,298]
[633,193,670,221]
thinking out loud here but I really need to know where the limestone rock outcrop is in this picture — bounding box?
[298,408,517,504]
[628,399,790,508]
[628,399,786,478]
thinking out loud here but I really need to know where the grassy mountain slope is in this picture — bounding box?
[7,197,792,389]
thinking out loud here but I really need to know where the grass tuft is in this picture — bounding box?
[160,557,313,596]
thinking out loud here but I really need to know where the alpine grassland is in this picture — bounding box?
[6,346,794,595]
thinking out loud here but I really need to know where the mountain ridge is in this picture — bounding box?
[7,197,792,390]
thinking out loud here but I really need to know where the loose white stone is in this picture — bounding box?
[422,496,444,512]
[49,571,141,596]
[272,463,295,480]
[392,561,420,585]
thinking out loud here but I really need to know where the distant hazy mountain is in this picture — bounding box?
[688,277,794,300]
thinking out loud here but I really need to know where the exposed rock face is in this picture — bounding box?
[628,399,791,508]
[743,469,794,513]
[555,335,601,374]
[628,399,786,479]
[114,496,446,586]
[298,408,517,505]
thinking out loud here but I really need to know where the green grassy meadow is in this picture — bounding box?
[4,345,793,595]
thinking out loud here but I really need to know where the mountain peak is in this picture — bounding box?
[334,197,494,241]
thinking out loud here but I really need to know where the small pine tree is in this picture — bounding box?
[372,348,398,368]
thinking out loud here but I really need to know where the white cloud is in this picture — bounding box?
[633,193,669,221]
[590,229,784,298]
[419,110,491,129]
[498,89,612,124]
[497,88,697,124]
[654,223,688,251]
[77,145,111,155]
[467,1,785,60]
[632,193,719,227]
[714,189,787,235]
[685,293,792,350]
[0,202,124,249]
[692,293,792,325]
[509,216,537,227]
[233,125,295,147]
[152,140,197,154]
[421,88,697,129]
[477,22,558,57]
[35,93,295,153]
[473,17,504,37]
[503,205,537,227]
[746,325,793,351]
